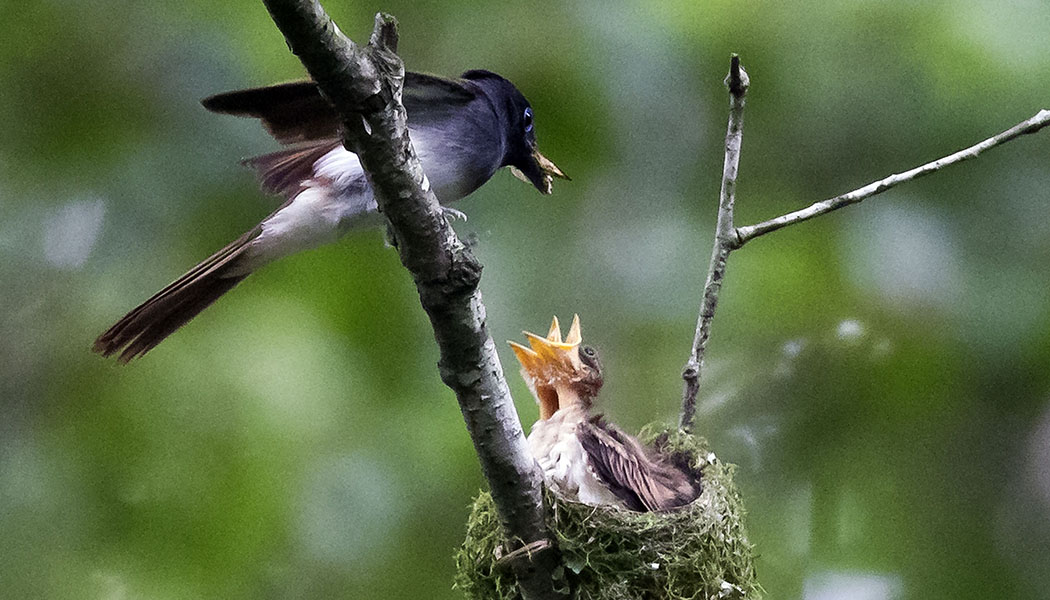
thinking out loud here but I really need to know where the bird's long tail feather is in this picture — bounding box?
[93,228,260,362]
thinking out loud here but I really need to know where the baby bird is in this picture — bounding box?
[510,316,701,511]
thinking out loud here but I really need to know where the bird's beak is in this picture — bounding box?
[510,147,570,195]
[509,315,584,420]
[509,315,584,381]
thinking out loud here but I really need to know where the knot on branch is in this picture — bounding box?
[682,363,699,381]
[417,247,483,309]
[723,228,744,250]
[435,247,483,298]
[724,54,750,99]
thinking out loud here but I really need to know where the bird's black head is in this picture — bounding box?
[461,70,568,194]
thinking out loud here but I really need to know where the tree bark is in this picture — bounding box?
[259,3,566,598]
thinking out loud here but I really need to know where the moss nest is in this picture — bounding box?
[455,428,761,600]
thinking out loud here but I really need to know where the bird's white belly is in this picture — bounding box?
[238,128,491,273]
[528,409,624,508]
[242,185,363,269]
[241,147,381,271]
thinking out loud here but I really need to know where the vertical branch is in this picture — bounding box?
[678,62,1047,433]
[259,3,566,598]
[680,55,749,432]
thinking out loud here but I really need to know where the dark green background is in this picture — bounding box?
[3,1,1049,598]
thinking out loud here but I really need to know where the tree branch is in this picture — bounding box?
[680,56,749,432]
[679,54,1050,430]
[258,3,565,598]
[735,109,1050,245]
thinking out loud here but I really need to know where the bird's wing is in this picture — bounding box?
[577,417,701,512]
[243,140,341,199]
[201,72,478,144]
[401,72,478,125]
[202,81,339,144]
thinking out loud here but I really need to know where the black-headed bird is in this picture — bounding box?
[95,70,566,362]
[510,316,701,512]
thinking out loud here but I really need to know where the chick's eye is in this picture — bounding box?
[523,107,534,132]
[582,346,595,356]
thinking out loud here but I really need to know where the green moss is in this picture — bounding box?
[455,428,761,600]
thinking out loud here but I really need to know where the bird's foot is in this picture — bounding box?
[441,206,468,224]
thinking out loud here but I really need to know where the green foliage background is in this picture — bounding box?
[3,1,1049,598]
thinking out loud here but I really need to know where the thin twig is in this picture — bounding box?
[258,3,566,598]
[679,65,1049,428]
[680,55,749,432]
[735,109,1050,244]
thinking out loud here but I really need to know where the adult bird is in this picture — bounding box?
[94,70,567,362]
[510,316,701,512]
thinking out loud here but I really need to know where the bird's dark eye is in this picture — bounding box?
[582,346,595,357]
[523,107,534,132]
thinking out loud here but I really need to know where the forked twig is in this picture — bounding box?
[680,55,1050,432]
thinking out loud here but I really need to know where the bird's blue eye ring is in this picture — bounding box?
[523,107,534,132]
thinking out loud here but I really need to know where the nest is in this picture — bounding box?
[455,428,761,600]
